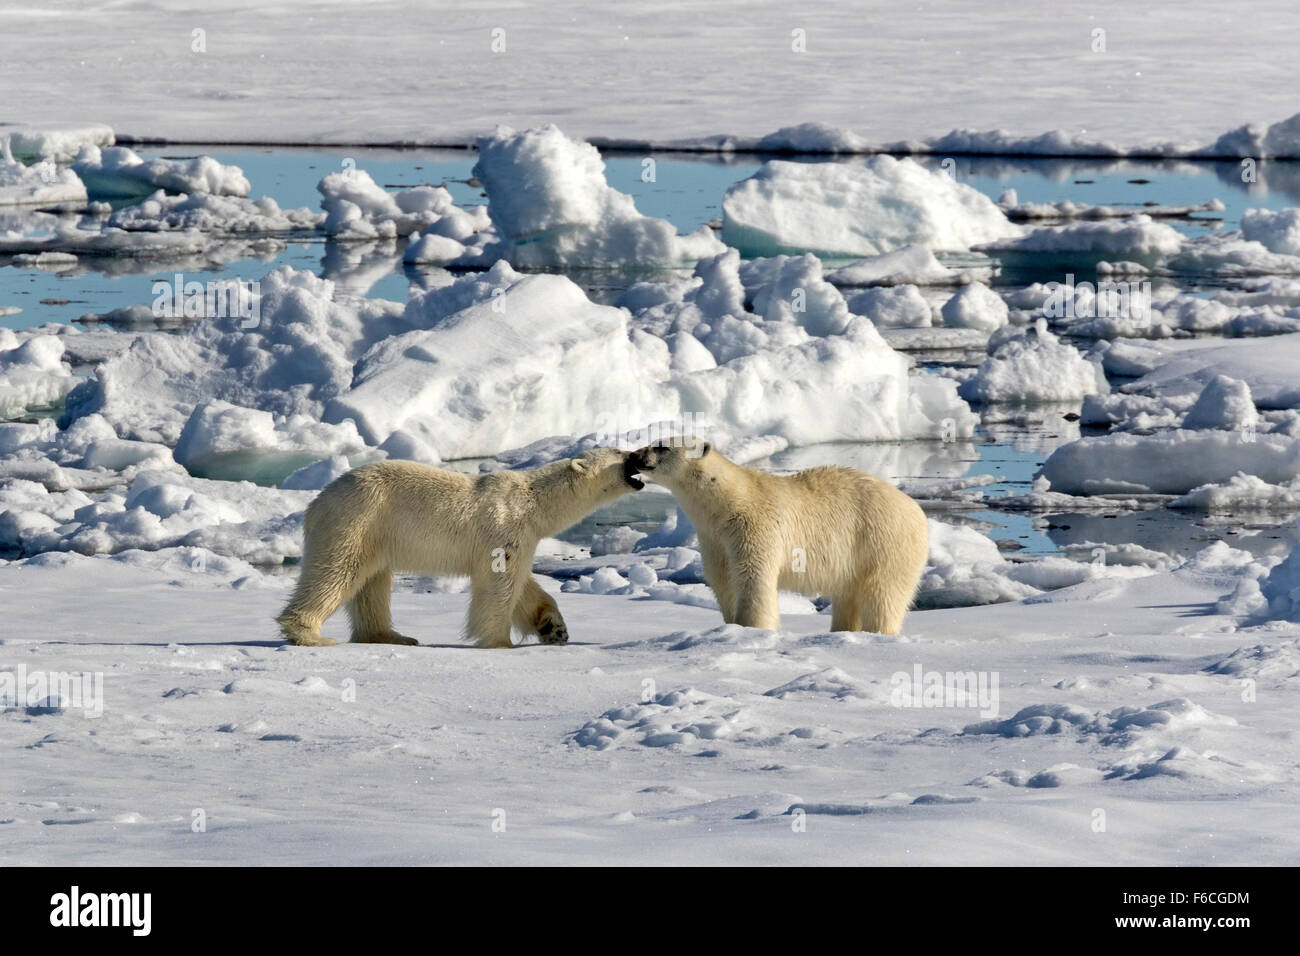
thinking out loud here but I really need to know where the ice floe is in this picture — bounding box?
[721,156,1021,258]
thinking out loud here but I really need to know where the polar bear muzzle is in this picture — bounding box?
[622,454,645,490]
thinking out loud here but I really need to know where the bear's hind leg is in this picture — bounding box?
[858,576,916,636]
[277,548,370,646]
[348,569,418,645]
[512,576,569,645]
[829,595,864,632]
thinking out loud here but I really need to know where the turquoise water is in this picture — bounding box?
[5,149,1300,331]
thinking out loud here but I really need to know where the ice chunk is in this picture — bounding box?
[721,156,1021,258]
[975,215,1185,268]
[1040,430,1300,495]
[0,144,87,206]
[0,335,76,418]
[1209,112,1300,160]
[1259,530,1300,621]
[281,455,352,491]
[72,145,250,198]
[317,166,479,239]
[846,285,933,329]
[473,125,723,268]
[109,190,323,233]
[173,400,365,478]
[322,272,675,457]
[958,326,1107,404]
[939,283,1009,332]
[753,123,874,154]
[1,122,114,163]
[1122,333,1300,411]
[827,244,983,287]
[1181,375,1258,431]
[1240,208,1300,257]
[60,267,407,444]
[1170,474,1300,513]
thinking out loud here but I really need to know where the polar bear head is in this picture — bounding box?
[568,446,647,494]
[627,439,713,490]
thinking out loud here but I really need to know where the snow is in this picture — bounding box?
[3,537,1297,865]
[8,3,1300,157]
[722,156,1021,258]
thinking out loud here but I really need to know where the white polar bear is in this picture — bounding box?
[628,441,928,635]
[277,448,645,648]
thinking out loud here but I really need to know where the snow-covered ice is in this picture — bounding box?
[3,536,1297,865]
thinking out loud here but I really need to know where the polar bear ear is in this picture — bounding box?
[570,458,590,475]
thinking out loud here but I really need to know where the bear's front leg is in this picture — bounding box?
[730,547,782,631]
[465,560,524,648]
[513,576,569,645]
[697,533,736,623]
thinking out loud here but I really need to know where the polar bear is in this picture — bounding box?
[628,441,927,634]
[277,448,645,648]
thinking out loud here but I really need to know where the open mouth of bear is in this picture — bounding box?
[623,457,646,490]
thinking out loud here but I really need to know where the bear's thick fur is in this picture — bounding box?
[277,449,644,648]
[629,441,928,634]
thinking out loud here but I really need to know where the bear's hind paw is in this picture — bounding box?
[285,632,337,647]
[537,617,570,646]
[353,630,420,646]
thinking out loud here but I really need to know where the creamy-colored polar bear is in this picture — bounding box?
[629,441,927,634]
[277,448,645,648]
